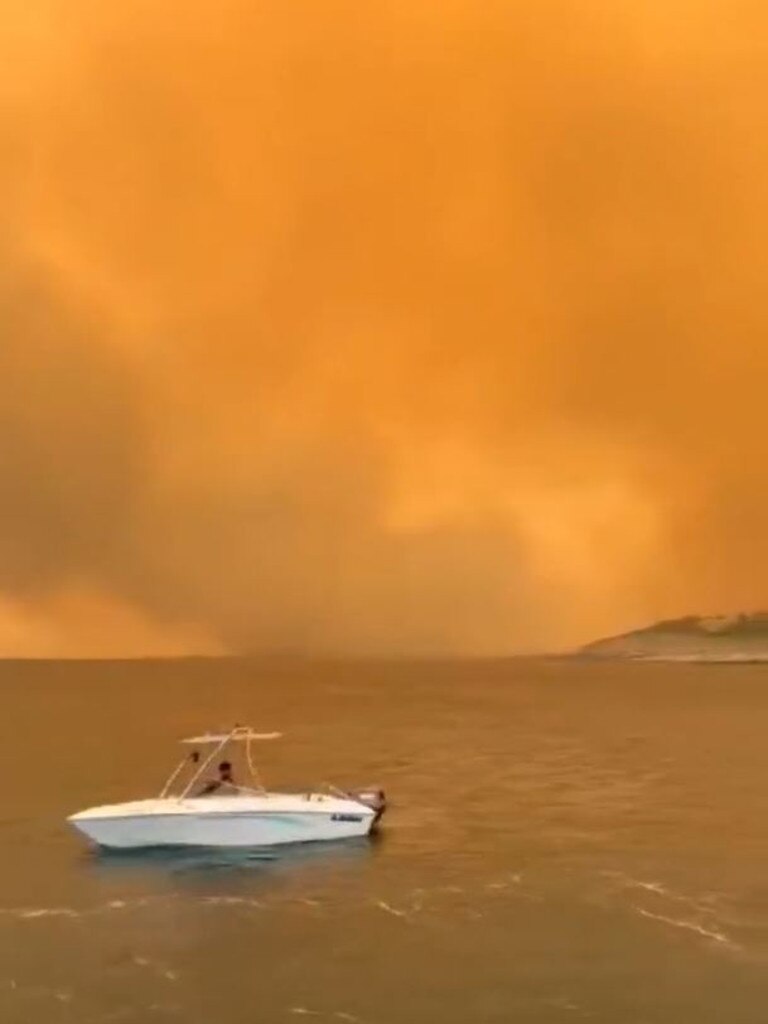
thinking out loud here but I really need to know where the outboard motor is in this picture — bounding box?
[351,788,387,827]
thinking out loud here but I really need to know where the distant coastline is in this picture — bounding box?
[580,613,768,663]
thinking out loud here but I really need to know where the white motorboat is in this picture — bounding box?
[68,726,386,850]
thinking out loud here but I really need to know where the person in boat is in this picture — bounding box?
[197,760,236,796]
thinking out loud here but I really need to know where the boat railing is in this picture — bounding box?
[320,781,351,799]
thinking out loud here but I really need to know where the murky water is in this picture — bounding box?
[2,656,768,1022]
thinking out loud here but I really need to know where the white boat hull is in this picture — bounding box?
[68,795,376,849]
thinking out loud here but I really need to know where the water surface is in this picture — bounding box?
[2,657,767,1022]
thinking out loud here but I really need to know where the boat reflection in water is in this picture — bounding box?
[84,832,383,878]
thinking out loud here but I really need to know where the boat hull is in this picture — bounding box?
[68,795,376,849]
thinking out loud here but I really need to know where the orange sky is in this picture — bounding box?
[0,1,767,656]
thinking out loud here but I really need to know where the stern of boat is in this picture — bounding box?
[349,789,387,828]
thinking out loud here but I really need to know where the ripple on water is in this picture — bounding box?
[636,907,737,949]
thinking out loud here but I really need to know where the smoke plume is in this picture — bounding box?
[0,1,766,654]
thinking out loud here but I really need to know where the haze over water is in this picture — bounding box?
[3,1,768,657]
[3,2,768,1020]
[3,657,768,1023]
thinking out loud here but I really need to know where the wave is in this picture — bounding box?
[636,908,736,948]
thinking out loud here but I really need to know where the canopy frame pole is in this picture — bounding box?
[245,731,267,795]
[159,756,191,799]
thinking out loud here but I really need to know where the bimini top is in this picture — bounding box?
[158,725,282,799]
[181,729,282,745]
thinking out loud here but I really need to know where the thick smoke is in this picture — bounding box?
[0,1,766,654]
